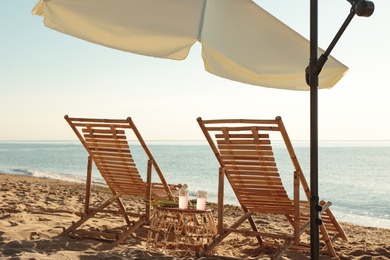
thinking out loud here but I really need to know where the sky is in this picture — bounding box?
[1,0,389,141]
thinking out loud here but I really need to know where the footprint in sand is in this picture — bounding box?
[8,221,18,227]
[30,231,40,240]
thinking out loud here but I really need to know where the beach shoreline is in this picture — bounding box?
[1,173,389,259]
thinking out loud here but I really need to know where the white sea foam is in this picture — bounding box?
[26,169,85,183]
[11,168,106,187]
[334,211,390,229]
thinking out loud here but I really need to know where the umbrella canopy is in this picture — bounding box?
[32,0,348,90]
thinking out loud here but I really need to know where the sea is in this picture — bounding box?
[0,140,389,229]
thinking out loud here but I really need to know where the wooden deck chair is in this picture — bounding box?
[197,116,347,259]
[61,115,182,245]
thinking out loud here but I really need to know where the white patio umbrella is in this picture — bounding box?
[32,0,347,90]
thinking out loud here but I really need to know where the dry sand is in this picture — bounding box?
[1,173,389,259]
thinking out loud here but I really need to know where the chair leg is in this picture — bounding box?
[115,197,131,225]
[202,211,253,256]
[145,159,153,222]
[323,206,348,241]
[273,239,294,260]
[61,193,122,236]
[112,216,146,246]
[319,223,336,256]
[84,156,92,215]
[217,167,225,231]
[246,212,263,246]
[61,211,96,237]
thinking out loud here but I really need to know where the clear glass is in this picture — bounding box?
[179,189,189,209]
[196,190,207,210]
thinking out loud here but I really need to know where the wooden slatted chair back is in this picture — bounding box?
[197,117,307,215]
[216,127,294,214]
[65,116,171,198]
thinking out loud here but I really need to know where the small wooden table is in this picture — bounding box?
[146,207,217,257]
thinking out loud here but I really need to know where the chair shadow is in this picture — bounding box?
[0,226,176,259]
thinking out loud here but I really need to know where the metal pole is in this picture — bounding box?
[309,0,320,259]
[307,1,374,259]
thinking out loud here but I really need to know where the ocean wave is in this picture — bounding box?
[10,168,107,187]
[334,211,390,229]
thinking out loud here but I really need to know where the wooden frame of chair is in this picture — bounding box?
[197,116,347,259]
[61,115,181,245]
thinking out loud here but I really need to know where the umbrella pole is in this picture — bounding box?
[309,0,320,259]
[308,1,374,258]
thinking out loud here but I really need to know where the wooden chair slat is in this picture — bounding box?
[215,133,270,139]
[217,139,273,146]
[85,137,128,143]
[89,147,131,153]
[220,160,276,166]
[224,165,278,171]
[95,155,133,160]
[82,128,126,135]
[221,149,274,157]
[90,151,133,158]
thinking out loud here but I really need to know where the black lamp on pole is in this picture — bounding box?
[307,0,374,259]
[349,0,375,17]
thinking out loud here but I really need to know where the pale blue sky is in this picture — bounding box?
[1,0,389,141]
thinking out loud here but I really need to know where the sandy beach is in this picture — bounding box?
[0,173,389,259]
